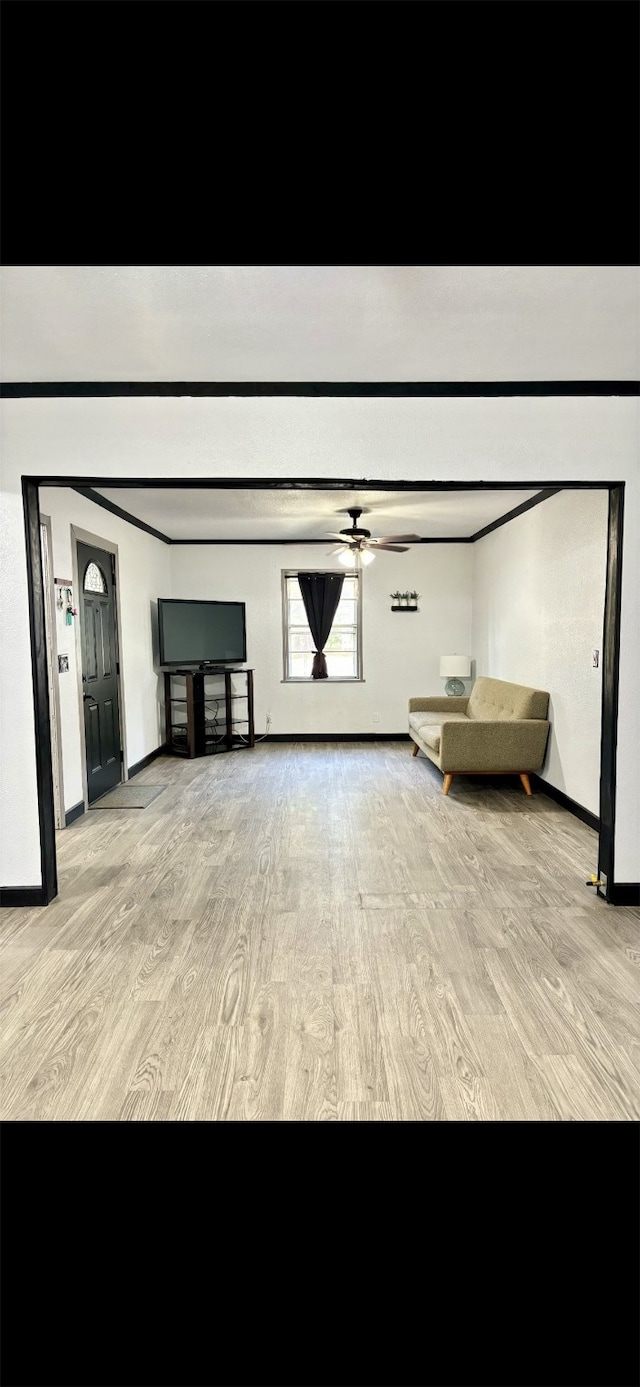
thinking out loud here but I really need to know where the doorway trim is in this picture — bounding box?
[71,524,128,813]
[39,512,65,830]
[12,473,626,907]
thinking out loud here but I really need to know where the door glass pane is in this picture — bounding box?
[84,561,107,593]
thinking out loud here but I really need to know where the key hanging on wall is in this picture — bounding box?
[65,588,77,625]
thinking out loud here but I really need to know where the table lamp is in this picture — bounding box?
[439,654,471,696]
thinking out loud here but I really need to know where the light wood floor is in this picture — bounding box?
[1,744,639,1120]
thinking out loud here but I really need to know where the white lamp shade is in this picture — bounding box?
[337,549,353,566]
[359,548,375,565]
[439,654,471,679]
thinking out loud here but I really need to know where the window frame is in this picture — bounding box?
[281,568,364,682]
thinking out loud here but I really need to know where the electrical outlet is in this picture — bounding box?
[372,713,380,724]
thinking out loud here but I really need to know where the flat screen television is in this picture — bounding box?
[158,599,246,667]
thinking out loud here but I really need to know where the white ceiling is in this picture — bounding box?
[2,266,638,382]
[93,486,542,541]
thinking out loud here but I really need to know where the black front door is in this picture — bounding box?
[77,542,122,803]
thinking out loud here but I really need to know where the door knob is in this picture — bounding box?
[83,692,90,701]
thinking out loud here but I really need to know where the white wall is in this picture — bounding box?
[472,491,608,815]
[1,394,638,885]
[39,489,171,815]
[3,267,638,382]
[170,544,473,735]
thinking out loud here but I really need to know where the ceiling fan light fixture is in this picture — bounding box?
[326,505,416,564]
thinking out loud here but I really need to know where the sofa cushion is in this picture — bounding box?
[420,725,443,752]
[467,675,549,722]
[409,712,431,735]
[409,711,469,736]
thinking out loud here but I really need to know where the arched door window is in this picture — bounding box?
[83,561,107,593]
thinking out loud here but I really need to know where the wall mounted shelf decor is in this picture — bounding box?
[390,591,420,610]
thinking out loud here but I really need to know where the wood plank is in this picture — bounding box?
[334,983,389,1103]
[412,968,500,1121]
[466,1015,561,1121]
[282,985,336,1121]
[226,982,291,1120]
[372,976,446,1121]
[337,1102,397,1120]
[532,1054,625,1121]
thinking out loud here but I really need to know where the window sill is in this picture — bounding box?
[282,678,365,684]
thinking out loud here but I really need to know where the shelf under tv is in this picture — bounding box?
[168,694,247,704]
[164,668,255,758]
[172,666,247,675]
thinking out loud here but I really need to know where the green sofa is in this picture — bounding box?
[409,675,551,795]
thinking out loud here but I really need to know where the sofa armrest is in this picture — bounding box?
[439,719,550,772]
[409,696,470,713]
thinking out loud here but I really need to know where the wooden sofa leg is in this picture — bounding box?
[443,774,453,795]
[520,773,533,796]
[411,741,419,757]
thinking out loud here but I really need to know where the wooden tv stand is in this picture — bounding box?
[164,668,255,758]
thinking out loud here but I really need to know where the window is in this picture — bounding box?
[283,571,362,680]
[83,561,107,593]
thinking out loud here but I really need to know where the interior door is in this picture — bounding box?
[77,542,122,803]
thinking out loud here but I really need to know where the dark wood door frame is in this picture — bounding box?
[16,472,626,907]
[597,485,624,899]
[22,479,58,905]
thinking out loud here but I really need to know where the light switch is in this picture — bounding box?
[592,650,599,668]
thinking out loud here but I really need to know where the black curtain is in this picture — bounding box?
[298,572,345,679]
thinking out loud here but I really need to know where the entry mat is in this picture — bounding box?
[89,783,167,811]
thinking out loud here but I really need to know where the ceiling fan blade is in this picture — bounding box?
[324,531,354,541]
[370,534,422,544]
[327,545,348,555]
[372,543,410,552]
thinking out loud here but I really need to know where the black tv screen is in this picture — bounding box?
[158,599,246,666]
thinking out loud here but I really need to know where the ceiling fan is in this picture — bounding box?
[325,507,421,565]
